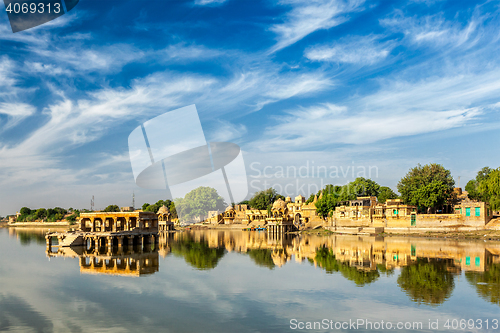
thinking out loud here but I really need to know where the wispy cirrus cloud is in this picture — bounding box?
[0,102,36,129]
[194,0,228,5]
[269,0,366,53]
[380,10,486,49]
[305,35,394,65]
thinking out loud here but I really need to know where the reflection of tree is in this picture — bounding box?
[170,235,225,270]
[377,264,395,277]
[397,259,455,305]
[17,232,46,246]
[465,264,500,306]
[314,247,380,286]
[247,249,275,269]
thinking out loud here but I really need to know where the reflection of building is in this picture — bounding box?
[163,230,500,273]
[47,241,159,277]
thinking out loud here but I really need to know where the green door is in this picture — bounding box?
[411,214,416,226]
[475,207,480,216]
[466,207,471,216]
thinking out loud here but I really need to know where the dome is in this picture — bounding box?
[285,196,291,202]
[225,206,235,212]
[272,198,286,210]
[158,205,170,214]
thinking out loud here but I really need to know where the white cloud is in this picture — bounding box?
[194,0,228,5]
[305,35,393,64]
[270,0,365,53]
[160,43,223,62]
[32,44,145,73]
[0,103,36,129]
[252,65,500,151]
[380,10,484,49]
[255,103,480,150]
[207,120,247,142]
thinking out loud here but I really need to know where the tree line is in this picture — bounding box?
[243,163,500,219]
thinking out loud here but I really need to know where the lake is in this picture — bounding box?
[1,228,499,332]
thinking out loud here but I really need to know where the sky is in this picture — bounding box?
[0,0,500,215]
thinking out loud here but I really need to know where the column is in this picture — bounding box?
[128,236,134,248]
[91,218,95,232]
[112,218,117,232]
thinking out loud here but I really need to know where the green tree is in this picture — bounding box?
[248,188,284,210]
[175,187,226,221]
[478,168,500,210]
[377,186,398,203]
[466,167,500,210]
[20,207,31,216]
[34,208,47,220]
[315,185,341,219]
[397,163,455,212]
[397,259,455,305]
[142,203,150,211]
[103,205,120,212]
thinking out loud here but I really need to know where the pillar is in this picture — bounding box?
[112,218,117,232]
[91,218,95,232]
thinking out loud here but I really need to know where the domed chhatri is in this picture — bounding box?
[158,205,170,214]
[272,198,286,210]
[225,206,235,212]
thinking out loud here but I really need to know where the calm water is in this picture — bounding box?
[1,228,500,332]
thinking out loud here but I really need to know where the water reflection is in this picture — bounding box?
[398,259,456,306]
[466,263,500,305]
[47,239,159,277]
[9,227,500,307]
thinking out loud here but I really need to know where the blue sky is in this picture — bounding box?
[0,0,500,215]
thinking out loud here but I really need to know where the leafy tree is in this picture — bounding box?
[315,186,340,219]
[397,259,455,305]
[238,200,249,205]
[466,167,500,210]
[350,177,381,197]
[143,200,173,213]
[377,186,398,203]
[169,202,178,219]
[397,163,455,212]
[34,208,47,220]
[175,187,226,221]
[20,207,31,216]
[478,168,500,210]
[248,188,284,210]
[103,205,120,212]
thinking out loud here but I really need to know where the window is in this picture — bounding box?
[466,256,471,266]
[475,207,480,217]
[475,257,481,267]
[393,209,398,215]
[466,207,471,216]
